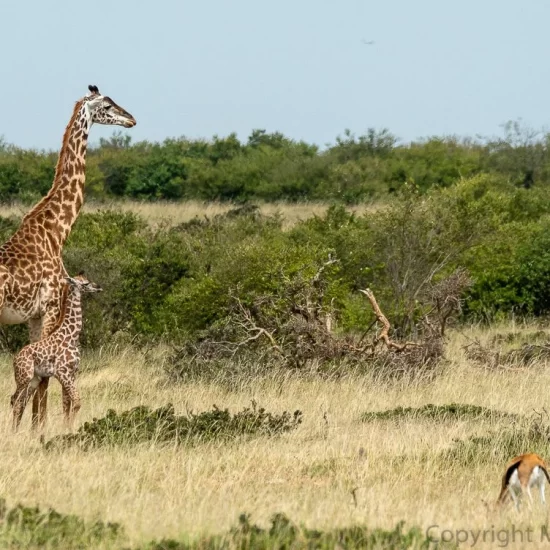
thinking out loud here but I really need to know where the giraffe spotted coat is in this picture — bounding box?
[0,85,135,429]
[11,274,102,431]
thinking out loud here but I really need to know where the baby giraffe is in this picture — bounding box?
[497,453,550,511]
[11,274,102,431]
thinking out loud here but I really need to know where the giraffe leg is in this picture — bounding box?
[30,301,62,430]
[61,387,71,421]
[31,378,49,431]
[59,377,80,430]
[27,318,46,430]
[11,378,39,432]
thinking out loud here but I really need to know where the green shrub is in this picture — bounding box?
[0,497,121,549]
[138,513,450,550]
[361,403,518,423]
[464,217,550,319]
[45,402,303,451]
[157,212,334,338]
[0,499,450,549]
[1,120,550,203]
[441,417,550,466]
[4,166,550,353]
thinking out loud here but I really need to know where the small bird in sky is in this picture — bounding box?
[362,39,375,45]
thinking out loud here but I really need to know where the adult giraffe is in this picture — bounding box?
[0,84,136,429]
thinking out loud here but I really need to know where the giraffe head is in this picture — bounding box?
[65,273,103,294]
[82,85,136,128]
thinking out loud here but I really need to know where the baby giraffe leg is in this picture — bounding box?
[59,377,81,430]
[31,378,49,431]
[11,377,40,432]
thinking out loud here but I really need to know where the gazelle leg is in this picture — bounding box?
[526,486,534,509]
[509,488,520,511]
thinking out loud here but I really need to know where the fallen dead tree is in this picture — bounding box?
[464,339,550,369]
[166,262,472,380]
[358,289,421,352]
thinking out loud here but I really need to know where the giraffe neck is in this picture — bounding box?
[56,287,83,343]
[22,100,90,249]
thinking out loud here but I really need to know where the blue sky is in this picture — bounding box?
[2,0,549,150]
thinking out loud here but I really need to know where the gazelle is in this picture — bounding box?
[497,453,550,511]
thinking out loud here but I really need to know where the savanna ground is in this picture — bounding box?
[0,200,379,231]
[1,322,549,549]
[0,200,549,549]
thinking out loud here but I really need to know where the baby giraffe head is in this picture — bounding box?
[65,273,103,294]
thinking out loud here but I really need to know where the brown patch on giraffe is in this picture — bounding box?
[48,203,61,216]
[43,219,55,232]
[74,194,83,213]
[68,181,79,194]
[61,204,73,225]
[60,190,72,203]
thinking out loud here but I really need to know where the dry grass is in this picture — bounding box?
[0,323,549,548]
[0,200,381,230]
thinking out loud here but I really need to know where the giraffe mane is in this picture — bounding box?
[52,99,86,188]
[21,98,86,223]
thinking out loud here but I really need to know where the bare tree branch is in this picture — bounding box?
[359,288,420,351]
